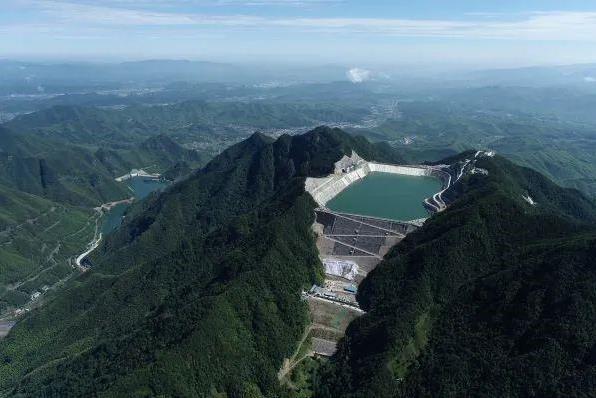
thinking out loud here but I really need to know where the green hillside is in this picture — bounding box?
[353,100,596,199]
[0,111,206,316]
[0,127,401,397]
[0,184,95,313]
[0,128,202,207]
[1,128,595,397]
[315,155,596,397]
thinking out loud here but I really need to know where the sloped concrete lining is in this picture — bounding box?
[296,152,484,359]
[305,152,451,214]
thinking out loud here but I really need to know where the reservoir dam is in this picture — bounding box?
[298,152,454,359]
[282,149,493,383]
[305,155,451,214]
[326,173,442,221]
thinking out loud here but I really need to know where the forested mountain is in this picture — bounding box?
[0,107,205,316]
[5,101,369,145]
[0,127,400,396]
[1,127,595,397]
[315,153,596,398]
[354,99,596,198]
[0,97,369,318]
[0,132,199,207]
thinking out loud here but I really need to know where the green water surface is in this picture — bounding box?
[326,172,441,220]
[101,177,167,234]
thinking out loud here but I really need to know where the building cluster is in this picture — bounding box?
[307,283,360,308]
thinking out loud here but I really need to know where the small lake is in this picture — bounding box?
[101,177,167,234]
[326,172,442,221]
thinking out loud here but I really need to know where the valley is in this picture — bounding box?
[281,151,468,388]
[0,57,595,397]
[99,177,168,236]
[0,127,595,397]
[0,175,168,334]
[3,0,596,394]
[79,176,168,268]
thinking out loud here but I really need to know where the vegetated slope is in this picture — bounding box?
[0,127,202,207]
[5,101,369,145]
[0,123,203,314]
[0,127,403,397]
[354,100,596,198]
[0,184,95,312]
[315,155,596,397]
[95,134,206,178]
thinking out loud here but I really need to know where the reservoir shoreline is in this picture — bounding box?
[326,172,442,221]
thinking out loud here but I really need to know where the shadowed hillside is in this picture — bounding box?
[0,127,402,397]
[1,128,595,397]
[314,156,596,398]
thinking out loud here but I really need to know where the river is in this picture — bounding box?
[102,177,167,234]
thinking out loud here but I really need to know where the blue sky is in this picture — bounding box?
[2,0,596,68]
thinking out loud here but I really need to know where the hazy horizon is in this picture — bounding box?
[2,0,596,69]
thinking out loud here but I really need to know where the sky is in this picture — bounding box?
[2,0,596,68]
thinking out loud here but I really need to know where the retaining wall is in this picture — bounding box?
[305,162,441,207]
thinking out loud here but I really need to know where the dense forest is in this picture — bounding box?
[314,153,596,397]
[0,127,401,396]
[2,127,595,397]
[0,108,205,313]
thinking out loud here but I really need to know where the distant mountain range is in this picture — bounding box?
[0,59,350,94]
[466,63,596,87]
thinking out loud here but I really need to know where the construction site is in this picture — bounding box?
[280,151,493,385]
[295,152,452,358]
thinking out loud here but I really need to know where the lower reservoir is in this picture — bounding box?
[101,177,167,234]
[326,172,442,220]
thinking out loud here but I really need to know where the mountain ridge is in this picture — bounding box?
[0,126,403,396]
[0,128,595,397]
[314,155,596,398]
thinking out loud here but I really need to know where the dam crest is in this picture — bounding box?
[284,150,489,365]
[305,152,451,215]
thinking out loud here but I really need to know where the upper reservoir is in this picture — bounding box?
[101,177,167,234]
[326,172,442,220]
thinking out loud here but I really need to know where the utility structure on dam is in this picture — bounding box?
[299,152,463,358]
[305,152,452,212]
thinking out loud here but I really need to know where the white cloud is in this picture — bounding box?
[346,68,371,83]
[31,1,198,25]
[216,0,344,5]
[585,76,596,82]
[8,2,596,42]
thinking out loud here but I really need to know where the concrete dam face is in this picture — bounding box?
[326,172,442,221]
[300,152,452,357]
[305,152,451,219]
[298,151,489,358]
